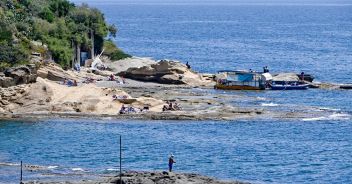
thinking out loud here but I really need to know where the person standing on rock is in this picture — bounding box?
[168,154,176,172]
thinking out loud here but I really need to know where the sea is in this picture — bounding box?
[1,1,352,184]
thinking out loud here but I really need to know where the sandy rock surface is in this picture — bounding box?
[37,63,109,82]
[106,57,157,73]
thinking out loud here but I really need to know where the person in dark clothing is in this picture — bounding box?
[186,62,191,69]
[263,66,269,73]
[168,154,176,172]
[301,72,305,81]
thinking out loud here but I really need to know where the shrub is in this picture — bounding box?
[103,40,131,61]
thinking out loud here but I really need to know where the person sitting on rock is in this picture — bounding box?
[174,103,181,111]
[168,154,176,172]
[73,80,78,86]
[163,105,168,112]
[120,76,126,84]
[168,102,173,111]
[128,106,136,113]
[109,74,115,81]
[67,80,73,87]
[119,105,126,114]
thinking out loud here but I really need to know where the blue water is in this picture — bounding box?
[1,119,352,184]
[78,2,352,83]
[1,1,352,184]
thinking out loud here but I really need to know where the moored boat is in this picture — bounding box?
[270,81,309,90]
[215,70,266,90]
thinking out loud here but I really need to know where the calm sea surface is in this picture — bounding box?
[1,119,352,184]
[90,2,352,83]
[1,1,352,184]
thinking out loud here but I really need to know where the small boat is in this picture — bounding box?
[340,84,352,89]
[270,81,309,90]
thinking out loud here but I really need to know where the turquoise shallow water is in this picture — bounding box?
[0,119,352,184]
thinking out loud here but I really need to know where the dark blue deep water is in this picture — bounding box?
[86,1,352,83]
[1,1,352,183]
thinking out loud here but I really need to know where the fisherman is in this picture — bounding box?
[168,154,176,172]
[186,62,191,69]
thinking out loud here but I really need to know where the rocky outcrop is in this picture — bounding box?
[107,171,247,184]
[0,85,28,113]
[118,60,212,86]
[0,65,38,88]
[105,57,157,73]
[37,63,77,81]
[25,171,248,184]
[272,73,299,81]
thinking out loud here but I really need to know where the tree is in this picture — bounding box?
[39,7,55,23]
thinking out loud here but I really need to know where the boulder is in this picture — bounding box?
[118,60,208,85]
[37,63,77,81]
[1,65,37,87]
[105,57,157,73]
[0,76,16,88]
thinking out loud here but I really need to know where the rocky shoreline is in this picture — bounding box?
[25,171,249,184]
[0,57,349,122]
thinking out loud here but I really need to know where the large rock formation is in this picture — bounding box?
[37,63,77,81]
[118,60,212,86]
[0,65,38,88]
[105,57,157,73]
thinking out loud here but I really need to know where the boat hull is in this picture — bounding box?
[270,84,309,90]
[215,84,264,90]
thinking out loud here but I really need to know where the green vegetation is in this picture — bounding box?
[0,0,130,69]
[104,40,131,61]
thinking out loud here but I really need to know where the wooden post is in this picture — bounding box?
[20,161,23,184]
[120,135,122,184]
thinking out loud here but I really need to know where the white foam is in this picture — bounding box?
[302,117,327,121]
[106,168,119,171]
[302,113,350,121]
[256,97,266,100]
[71,168,85,171]
[329,113,350,119]
[48,166,58,169]
[318,107,341,112]
[261,103,279,107]
[0,162,20,166]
